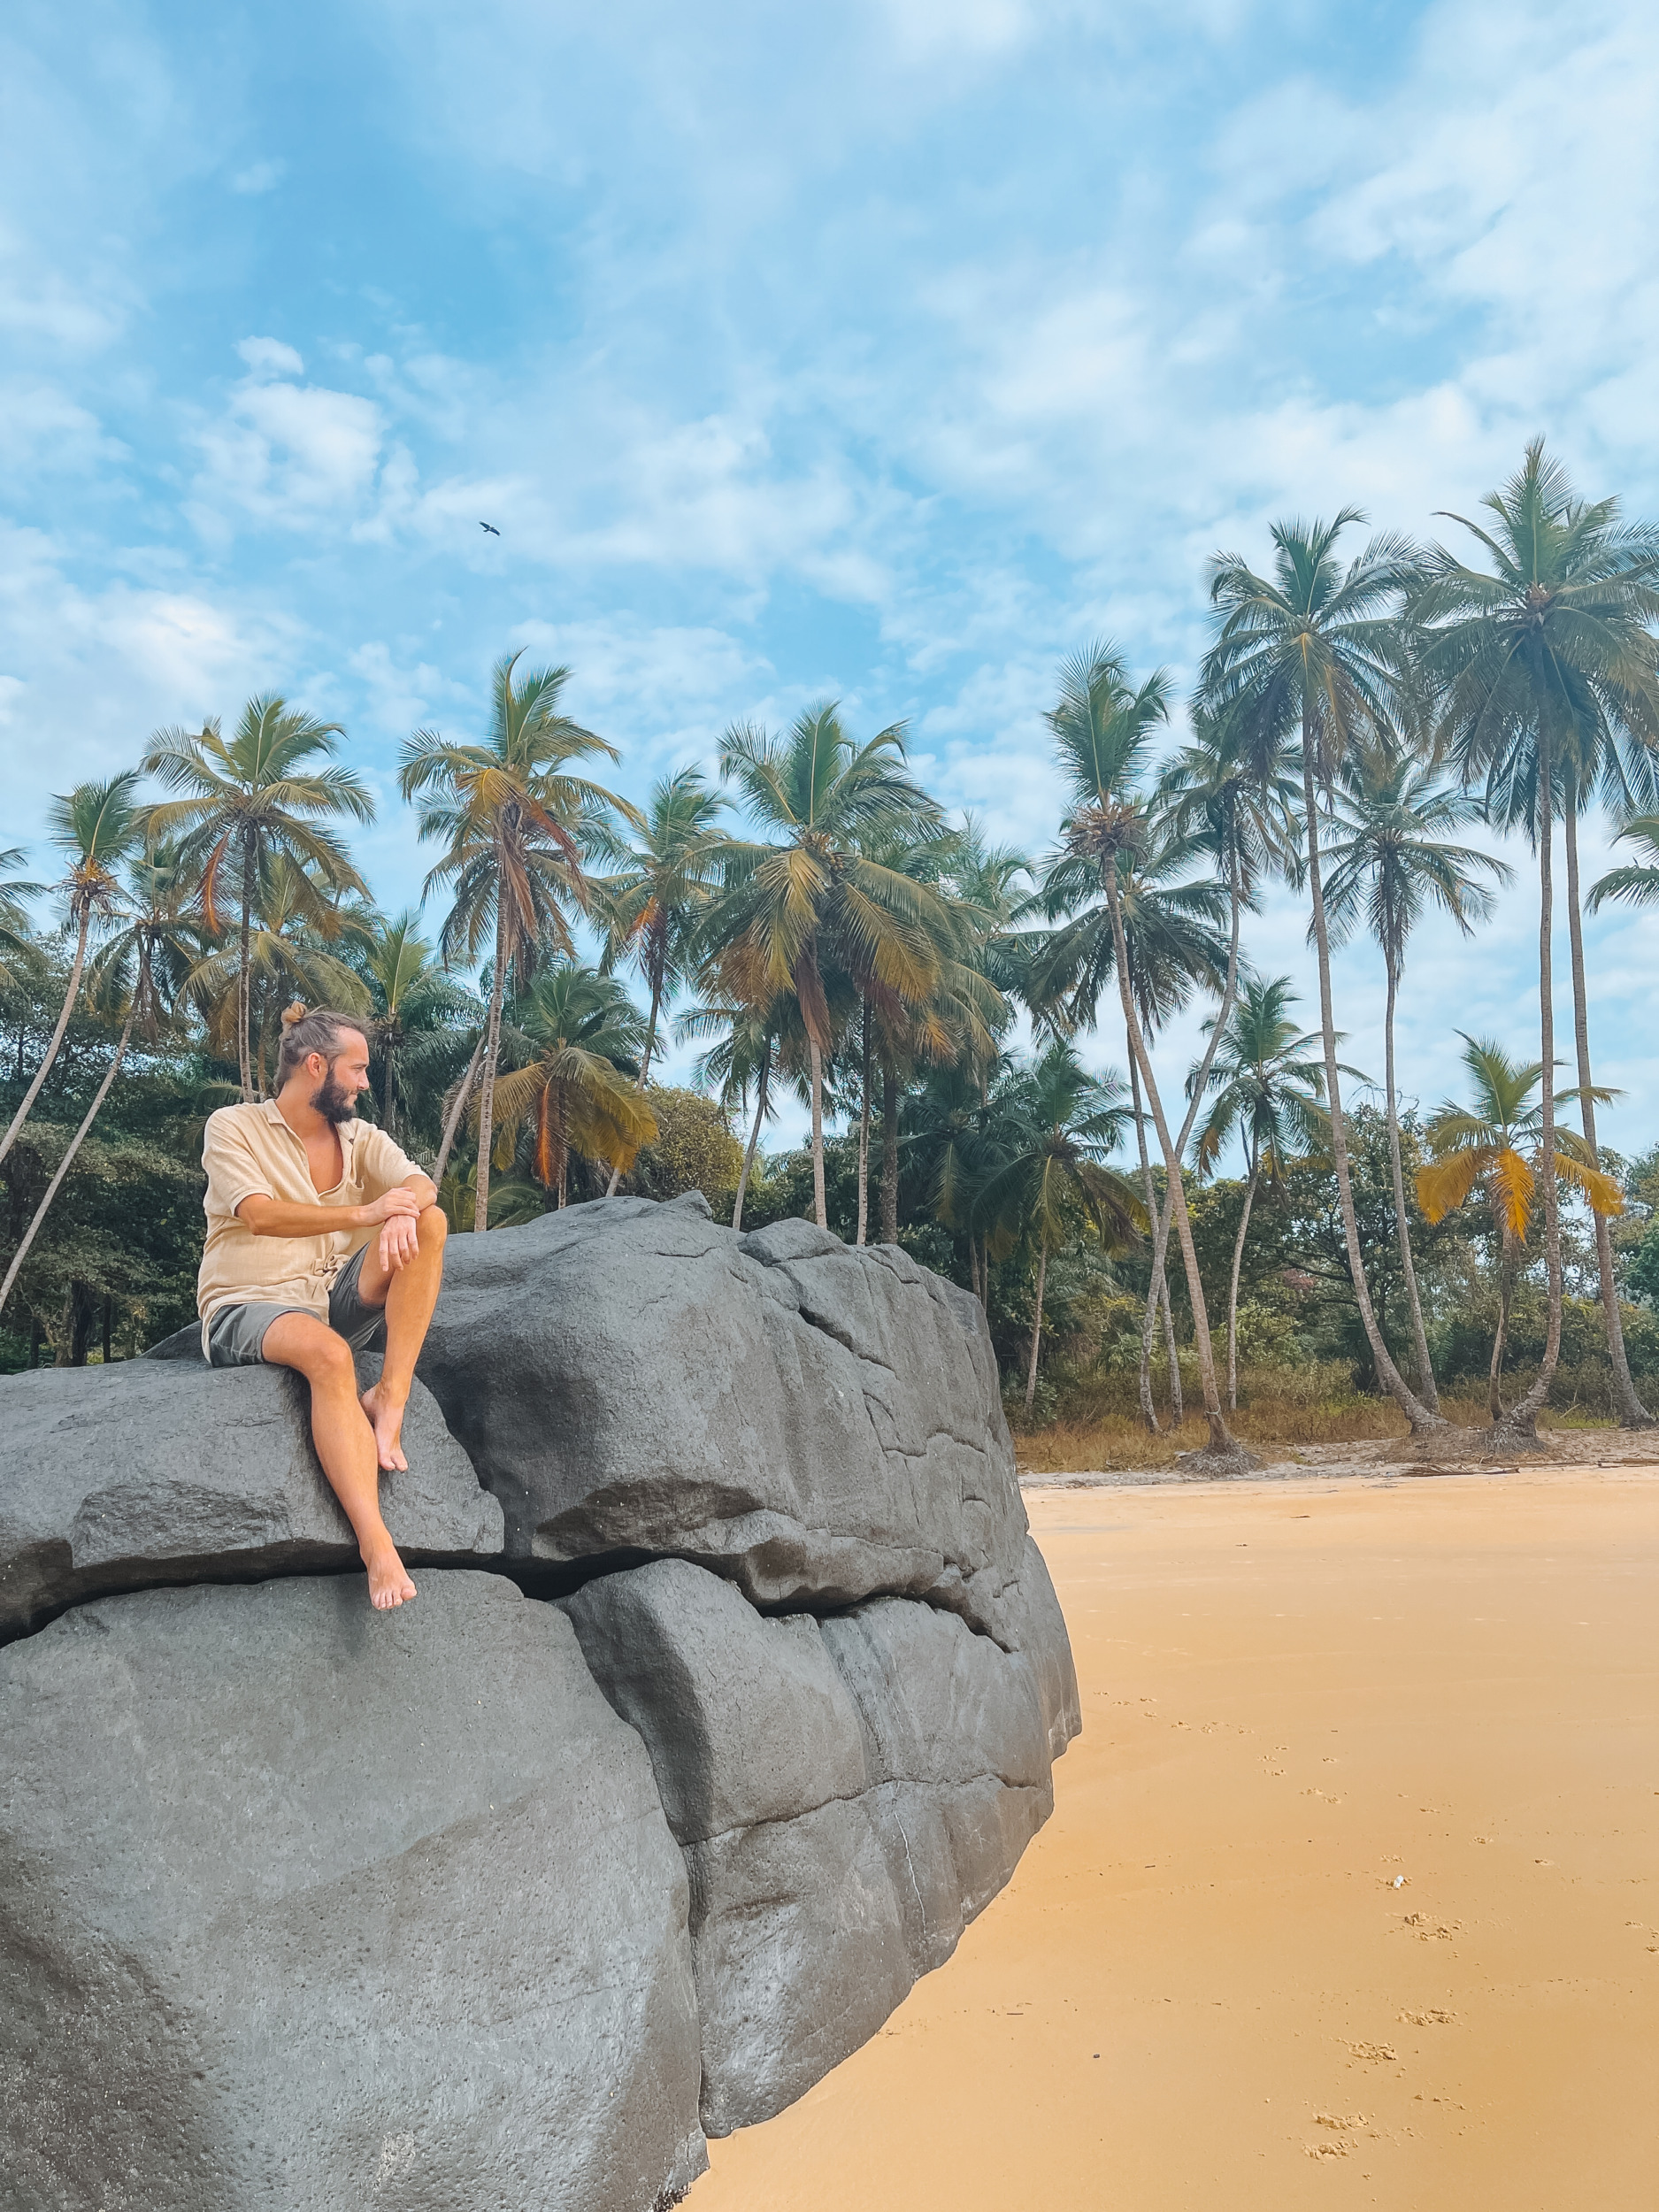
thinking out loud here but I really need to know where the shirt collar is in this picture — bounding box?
[260,1098,359,1148]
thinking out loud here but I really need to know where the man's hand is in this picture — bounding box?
[377,1206,424,1274]
[359,1187,423,1228]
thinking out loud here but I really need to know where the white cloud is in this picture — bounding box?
[230,157,286,195]
[235,335,305,378]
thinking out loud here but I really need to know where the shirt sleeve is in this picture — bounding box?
[202,1110,274,1219]
[356,1124,424,1200]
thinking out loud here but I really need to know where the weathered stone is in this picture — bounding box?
[563,1555,1067,2137]
[560,1555,865,1841]
[820,1594,1055,1978]
[0,1571,706,2212]
[1000,1533,1084,1759]
[0,1356,503,1643]
[685,1797,913,2137]
[416,1193,1027,1632]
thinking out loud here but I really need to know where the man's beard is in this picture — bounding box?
[311,1070,357,1125]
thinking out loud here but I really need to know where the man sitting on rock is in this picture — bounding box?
[196,1002,449,1611]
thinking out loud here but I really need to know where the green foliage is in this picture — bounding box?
[627,1087,745,1212]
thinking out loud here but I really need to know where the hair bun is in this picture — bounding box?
[280,1001,310,1030]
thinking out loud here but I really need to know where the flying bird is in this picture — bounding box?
[479,520,500,536]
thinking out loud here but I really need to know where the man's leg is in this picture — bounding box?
[353,1205,448,1472]
[259,1310,417,1610]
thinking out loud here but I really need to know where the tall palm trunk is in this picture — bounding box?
[434,1034,485,1187]
[1563,796,1651,1425]
[1505,726,1563,1436]
[732,1038,770,1233]
[855,995,872,1245]
[880,1052,899,1244]
[807,1036,827,1230]
[382,1032,397,1133]
[1383,951,1439,1412]
[1103,872,1240,1456]
[1299,710,1444,1434]
[1225,1157,1260,1414]
[237,837,256,1101]
[1133,838,1245,1438]
[1,1001,137,1316]
[1489,1225,1517,1423]
[0,906,92,1168]
[605,961,664,1198]
[1127,1046,1180,1431]
[1024,1240,1049,1414]
[473,885,508,1236]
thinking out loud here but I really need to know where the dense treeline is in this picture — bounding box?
[6,442,1659,1445]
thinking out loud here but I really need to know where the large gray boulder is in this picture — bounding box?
[0,1571,706,2212]
[417,1194,1028,1635]
[562,1555,1061,2136]
[0,1356,503,1643]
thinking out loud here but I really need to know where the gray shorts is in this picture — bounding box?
[204,1246,388,1368]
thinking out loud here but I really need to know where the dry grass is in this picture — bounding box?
[1011,1375,1617,1474]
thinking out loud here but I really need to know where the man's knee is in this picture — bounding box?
[306,1328,358,1386]
[419,1204,448,1255]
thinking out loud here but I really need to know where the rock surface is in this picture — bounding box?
[1,1194,1080,2208]
[564,1553,1062,2135]
[0,1571,706,2212]
[418,1194,1028,1633]
[0,1356,503,1642]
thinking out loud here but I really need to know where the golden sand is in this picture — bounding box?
[689,1466,1659,2209]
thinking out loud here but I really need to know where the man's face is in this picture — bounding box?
[310,1032,372,1125]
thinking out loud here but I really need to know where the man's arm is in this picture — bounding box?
[237,1176,440,1271]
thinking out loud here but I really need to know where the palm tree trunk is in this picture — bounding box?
[382,1033,396,1133]
[606,966,664,1198]
[1505,731,1563,1436]
[1299,710,1445,1434]
[1489,1228,1516,1422]
[1563,798,1651,1425]
[808,1036,827,1230]
[1384,951,1439,1413]
[0,1004,135,1316]
[1024,1239,1048,1414]
[732,1038,770,1233]
[1103,872,1241,1458]
[1128,1042,1162,1432]
[237,838,255,1102]
[0,908,92,1168]
[473,891,508,1236]
[855,995,872,1245]
[434,1035,485,1187]
[1225,1163,1259,1414]
[880,1052,899,1244]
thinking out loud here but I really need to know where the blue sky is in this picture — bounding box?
[4,0,1659,1154]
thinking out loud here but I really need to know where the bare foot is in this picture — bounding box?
[364,1539,417,1610]
[360,1381,410,1472]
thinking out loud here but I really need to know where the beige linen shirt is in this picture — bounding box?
[196,1100,420,1343]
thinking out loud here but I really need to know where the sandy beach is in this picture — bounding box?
[688,1465,1659,2210]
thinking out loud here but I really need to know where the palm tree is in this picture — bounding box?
[593,767,731,1194]
[972,1042,1146,1413]
[185,856,372,1093]
[0,773,143,1171]
[1320,748,1510,1413]
[1044,647,1248,1458]
[486,964,657,1208]
[680,992,795,1232]
[715,703,947,1231]
[142,698,373,1100]
[1203,511,1448,1437]
[1417,1036,1622,1425]
[357,910,466,1139]
[1586,812,1659,915]
[1412,442,1659,1436]
[0,848,43,988]
[1,846,204,1317]
[1025,820,1231,1428]
[1190,977,1333,1411]
[400,654,636,1233]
